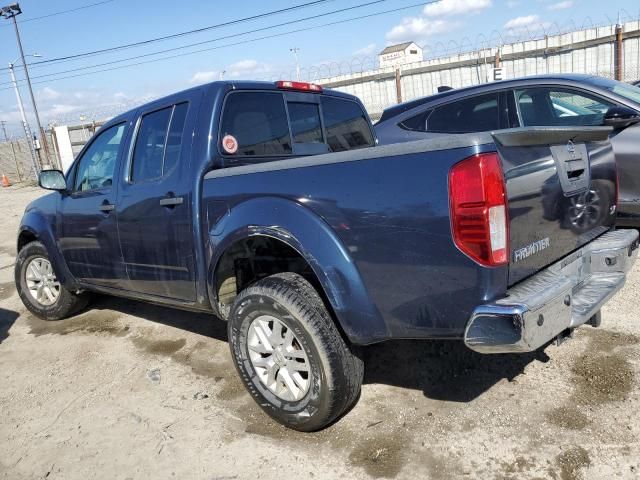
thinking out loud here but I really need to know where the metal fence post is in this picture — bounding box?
[614,22,623,80]
[395,68,402,104]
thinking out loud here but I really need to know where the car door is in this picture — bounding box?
[115,93,199,301]
[59,122,129,287]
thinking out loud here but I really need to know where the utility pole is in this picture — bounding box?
[9,62,39,179]
[1,3,53,167]
[0,120,23,181]
[290,47,301,81]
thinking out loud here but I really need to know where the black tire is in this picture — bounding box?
[228,272,364,431]
[15,241,89,320]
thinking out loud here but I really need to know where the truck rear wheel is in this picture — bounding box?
[15,241,89,320]
[228,272,363,431]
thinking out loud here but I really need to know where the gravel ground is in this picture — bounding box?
[0,184,639,480]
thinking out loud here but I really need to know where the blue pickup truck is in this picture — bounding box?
[16,80,638,431]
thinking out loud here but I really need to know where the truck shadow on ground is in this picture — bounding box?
[88,295,228,342]
[0,307,20,344]
[362,340,550,402]
[82,296,549,404]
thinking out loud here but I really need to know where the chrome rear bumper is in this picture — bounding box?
[465,229,639,354]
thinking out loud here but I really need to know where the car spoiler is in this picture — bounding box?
[492,126,612,147]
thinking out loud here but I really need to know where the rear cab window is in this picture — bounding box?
[219,90,374,165]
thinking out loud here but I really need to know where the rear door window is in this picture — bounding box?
[220,92,292,156]
[426,92,503,133]
[321,96,375,152]
[130,102,189,182]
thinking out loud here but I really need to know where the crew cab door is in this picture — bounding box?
[59,122,129,287]
[116,93,198,301]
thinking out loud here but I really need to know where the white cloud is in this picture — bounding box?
[385,0,490,45]
[506,0,520,7]
[548,0,573,10]
[423,0,492,17]
[189,60,273,84]
[112,92,131,102]
[386,18,452,44]
[504,14,541,29]
[38,87,61,101]
[226,59,273,78]
[353,43,377,56]
[190,71,218,84]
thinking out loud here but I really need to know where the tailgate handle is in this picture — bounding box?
[550,143,590,195]
[565,158,586,180]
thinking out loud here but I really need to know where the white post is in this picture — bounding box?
[9,63,39,178]
[290,47,301,81]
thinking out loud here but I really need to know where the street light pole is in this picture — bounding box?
[290,47,301,81]
[9,61,39,179]
[1,3,53,167]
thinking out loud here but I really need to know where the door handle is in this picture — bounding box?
[159,195,184,207]
[99,202,115,212]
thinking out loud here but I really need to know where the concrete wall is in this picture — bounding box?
[319,20,640,120]
[0,134,57,183]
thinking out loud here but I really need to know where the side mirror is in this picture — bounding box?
[39,170,67,191]
[603,106,640,129]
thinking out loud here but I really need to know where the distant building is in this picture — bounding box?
[378,42,423,68]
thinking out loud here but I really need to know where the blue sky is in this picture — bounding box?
[0,0,638,132]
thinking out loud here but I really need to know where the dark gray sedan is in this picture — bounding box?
[375,74,640,226]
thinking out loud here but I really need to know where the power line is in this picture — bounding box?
[0,1,436,92]
[21,0,337,69]
[0,0,117,26]
[2,0,392,86]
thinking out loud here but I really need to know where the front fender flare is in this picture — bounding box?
[207,197,388,345]
[18,211,77,290]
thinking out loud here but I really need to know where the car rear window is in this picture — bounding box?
[220,91,374,158]
[427,92,501,133]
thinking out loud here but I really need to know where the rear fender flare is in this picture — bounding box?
[207,197,388,344]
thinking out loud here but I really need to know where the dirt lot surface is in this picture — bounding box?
[1,184,639,480]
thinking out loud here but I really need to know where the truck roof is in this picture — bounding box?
[106,80,357,126]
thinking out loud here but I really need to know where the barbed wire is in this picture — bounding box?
[260,11,640,82]
[7,11,639,131]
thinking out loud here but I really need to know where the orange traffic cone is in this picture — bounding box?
[1,174,10,187]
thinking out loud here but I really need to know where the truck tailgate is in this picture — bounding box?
[492,127,616,286]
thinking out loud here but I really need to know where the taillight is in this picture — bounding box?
[276,80,323,93]
[449,152,509,266]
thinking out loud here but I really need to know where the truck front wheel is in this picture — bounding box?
[228,272,363,431]
[15,241,89,320]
